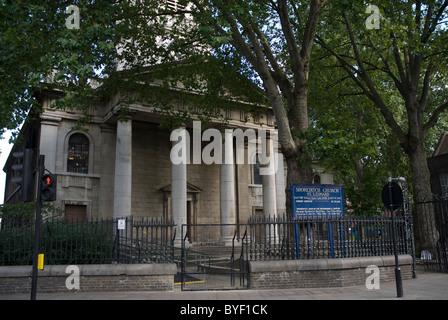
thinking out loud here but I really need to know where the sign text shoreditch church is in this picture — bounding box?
[291,184,345,219]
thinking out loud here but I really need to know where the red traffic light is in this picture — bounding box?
[42,174,55,186]
[41,173,57,201]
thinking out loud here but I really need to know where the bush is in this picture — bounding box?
[0,218,116,266]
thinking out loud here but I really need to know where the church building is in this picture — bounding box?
[3,79,335,245]
[2,0,334,246]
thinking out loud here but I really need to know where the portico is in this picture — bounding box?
[110,114,287,245]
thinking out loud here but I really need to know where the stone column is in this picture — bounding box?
[219,128,236,246]
[99,124,116,219]
[171,126,189,247]
[262,134,278,243]
[39,115,61,174]
[113,118,132,219]
[262,135,277,219]
[275,144,286,218]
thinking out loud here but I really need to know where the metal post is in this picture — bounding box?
[294,223,300,259]
[388,178,404,298]
[328,221,334,258]
[30,155,44,300]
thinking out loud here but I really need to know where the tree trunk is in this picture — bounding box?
[284,148,313,218]
[407,141,438,255]
[408,143,432,203]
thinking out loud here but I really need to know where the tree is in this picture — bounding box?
[308,70,412,213]
[1,1,332,217]
[0,0,117,138]
[315,1,448,249]
[186,0,330,205]
[316,1,448,205]
[114,0,331,193]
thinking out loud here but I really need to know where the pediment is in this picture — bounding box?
[434,132,448,156]
[160,182,203,193]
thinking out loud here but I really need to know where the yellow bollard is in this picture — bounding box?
[37,254,44,270]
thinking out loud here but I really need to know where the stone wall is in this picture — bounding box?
[248,255,413,289]
[0,264,177,294]
[0,257,414,293]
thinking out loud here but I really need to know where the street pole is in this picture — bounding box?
[30,155,44,300]
[388,177,403,298]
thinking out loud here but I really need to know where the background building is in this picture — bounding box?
[427,132,448,200]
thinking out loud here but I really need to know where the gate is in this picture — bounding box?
[416,200,448,272]
[179,224,248,291]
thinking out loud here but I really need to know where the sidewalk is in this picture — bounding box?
[1,270,447,300]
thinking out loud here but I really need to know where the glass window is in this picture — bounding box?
[253,154,262,185]
[166,0,185,10]
[67,133,89,174]
[439,172,448,199]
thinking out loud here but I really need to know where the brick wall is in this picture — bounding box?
[0,264,177,294]
[248,255,414,289]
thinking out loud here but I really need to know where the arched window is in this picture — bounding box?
[253,154,262,185]
[67,133,89,174]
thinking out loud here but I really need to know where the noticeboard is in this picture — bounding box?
[117,218,126,230]
[291,183,345,219]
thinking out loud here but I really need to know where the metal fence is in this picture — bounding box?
[0,212,415,266]
[179,224,248,291]
[247,213,413,261]
[0,216,176,266]
[415,200,448,272]
[115,217,176,264]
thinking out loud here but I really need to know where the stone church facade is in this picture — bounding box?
[3,83,333,245]
[3,0,335,245]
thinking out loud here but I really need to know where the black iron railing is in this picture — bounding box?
[0,213,415,266]
[247,213,413,261]
[0,216,176,266]
[415,200,448,272]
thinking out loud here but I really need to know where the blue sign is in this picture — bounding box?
[291,183,345,219]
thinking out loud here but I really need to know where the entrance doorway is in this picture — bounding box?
[179,223,248,291]
[65,204,87,222]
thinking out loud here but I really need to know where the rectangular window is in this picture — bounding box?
[253,154,262,185]
[166,0,185,10]
[67,133,89,174]
[439,173,448,199]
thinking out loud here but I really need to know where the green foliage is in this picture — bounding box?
[0,202,35,222]
[1,202,64,222]
[40,220,114,265]
[308,26,414,213]
[0,219,115,265]
[2,0,446,210]
[311,0,448,207]
[0,0,118,138]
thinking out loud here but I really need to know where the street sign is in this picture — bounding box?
[381,182,403,211]
[381,180,404,298]
[291,183,345,219]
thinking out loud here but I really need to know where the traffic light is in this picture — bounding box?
[11,149,35,202]
[41,173,57,201]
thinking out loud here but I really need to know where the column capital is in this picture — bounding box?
[40,114,62,126]
[219,124,238,133]
[113,106,136,122]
